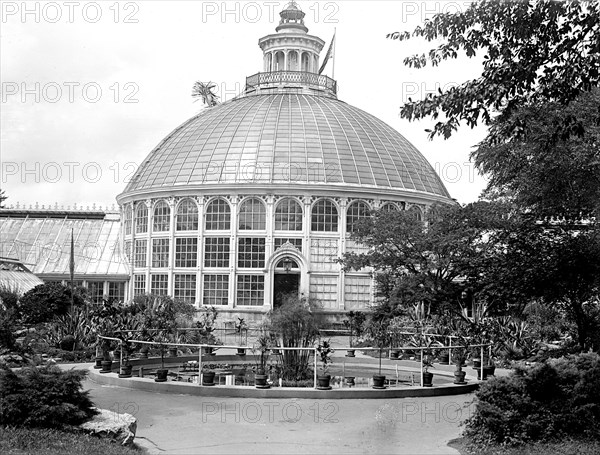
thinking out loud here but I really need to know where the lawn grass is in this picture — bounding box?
[0,426,145,455]
[449,436,600,455]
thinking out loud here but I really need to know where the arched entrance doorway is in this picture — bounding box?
[273,257,300,308]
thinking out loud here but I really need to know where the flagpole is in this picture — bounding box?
[332,27,336,80]
[70,228,75,313]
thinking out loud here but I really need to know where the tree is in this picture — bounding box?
[0,190,7,208]
[191,81,220,107]
[341,203,495,318]
[18,283,86,325]
[533,226,600,350]
[387,0,600,141]
[475,90,600,219]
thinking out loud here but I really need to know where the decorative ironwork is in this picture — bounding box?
[245,71,337,96]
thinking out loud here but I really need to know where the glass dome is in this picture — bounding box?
[120,93,450,199]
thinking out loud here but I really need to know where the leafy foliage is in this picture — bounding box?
[0,283,21,311]
[387,0,600,140]
[18,283,86,325]
[475,90,600,219]
[0,365,97,428]
[268,296,323,380]
[464,353,600,446]
[191,81,220,107]
[341,202,506,318]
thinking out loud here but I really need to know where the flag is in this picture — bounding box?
[69,228,75,287]
[318,32,335,75]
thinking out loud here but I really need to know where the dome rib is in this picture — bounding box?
[317,97,363,186]
[119,94,451,199]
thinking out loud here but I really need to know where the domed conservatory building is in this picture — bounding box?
[116,3,452,320]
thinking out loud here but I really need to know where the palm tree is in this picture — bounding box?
[191,81,219,107]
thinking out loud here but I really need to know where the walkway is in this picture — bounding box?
[80,365,476,454]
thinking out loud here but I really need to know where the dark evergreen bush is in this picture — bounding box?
[0,365,97,428]
[18,283,86,324]
[464,353,600,446]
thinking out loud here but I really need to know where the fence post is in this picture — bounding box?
[420,347,423,387]
[480,345,484,380]
[198,345,202,386]
[314,348,317,389]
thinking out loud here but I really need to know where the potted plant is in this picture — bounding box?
[316,339,333,390]
[154,332,169,383]
[139,344,149,359]
[343,311,365,357]
[452,334,470,384]
[118,337,133,378]
[93,338,104,369]
[235,318,247,356]
[99,338,113,374]
[201,364,216,386]
[252,334,271,389]
[367,320,391,389]
[421,353,434,387]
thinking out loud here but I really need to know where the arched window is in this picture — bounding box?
[288,50,298,71]
[275,51,285,71]
[408,205,423,221]
[301,52,310,72]
[275,198,303,231]
[176,199,198,231]
[346,201,370,233]
[205,198,231,230]
[135,203,148,234]
[124,205,132,235]
[381,202,399,212]
[239,198,266,230]
[153,201,170,232]
[311,199,338,232]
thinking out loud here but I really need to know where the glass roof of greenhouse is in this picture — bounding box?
[0,209,128,278]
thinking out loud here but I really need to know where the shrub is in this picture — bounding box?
[0,364,97,428]
[0,308,18,351]
[268,296,324,381]
[0,283,21,311]
[18,283,86,325]
[464,353,600,446]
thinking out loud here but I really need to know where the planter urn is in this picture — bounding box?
[422,371,434,387]
[454,370,467,384]
[94,356,103,369]
[155,368,168,382]
[346,349,356,357]
[119,365,133,378]
[254,373,270,389]
[202,371,216,386]
[100,360,113,374]
[372,374,386,389]
[316,374,332,390]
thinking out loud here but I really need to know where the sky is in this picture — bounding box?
[1,0,488,209]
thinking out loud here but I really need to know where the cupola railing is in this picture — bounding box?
[245,71,337,96]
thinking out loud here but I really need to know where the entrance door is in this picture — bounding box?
[273,273,300,308]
